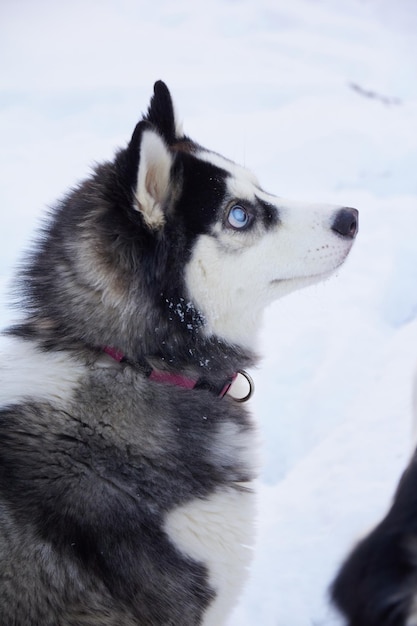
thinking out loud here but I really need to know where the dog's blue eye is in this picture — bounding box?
[228,205,250,229]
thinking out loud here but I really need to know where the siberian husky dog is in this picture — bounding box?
[0,81,357,625]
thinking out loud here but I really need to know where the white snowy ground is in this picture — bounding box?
[1,1,417,624]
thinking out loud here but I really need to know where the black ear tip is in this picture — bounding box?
[153,80,170,97]
[141,80,177,144]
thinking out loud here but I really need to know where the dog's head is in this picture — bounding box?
[19,82,357,361]
[126,81,358,348]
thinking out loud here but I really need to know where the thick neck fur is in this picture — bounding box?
[8,156,256,382]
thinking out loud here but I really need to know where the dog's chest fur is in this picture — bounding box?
[0,337,258,625]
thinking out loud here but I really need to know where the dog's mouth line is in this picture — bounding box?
[269,252,351,285]
[270,270,334,285]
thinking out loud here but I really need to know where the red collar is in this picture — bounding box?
[102,346,253,402]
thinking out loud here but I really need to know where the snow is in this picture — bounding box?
[1,0,417,623]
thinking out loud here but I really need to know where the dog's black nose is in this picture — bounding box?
[331,207,358,239]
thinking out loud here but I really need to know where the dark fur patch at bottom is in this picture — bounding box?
[332,456,417,626]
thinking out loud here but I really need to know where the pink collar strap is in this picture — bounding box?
[102,346,253,402]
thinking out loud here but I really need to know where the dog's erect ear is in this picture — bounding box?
[131,125,173,230]
[143,80,183,144]
[125,82,181,229]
